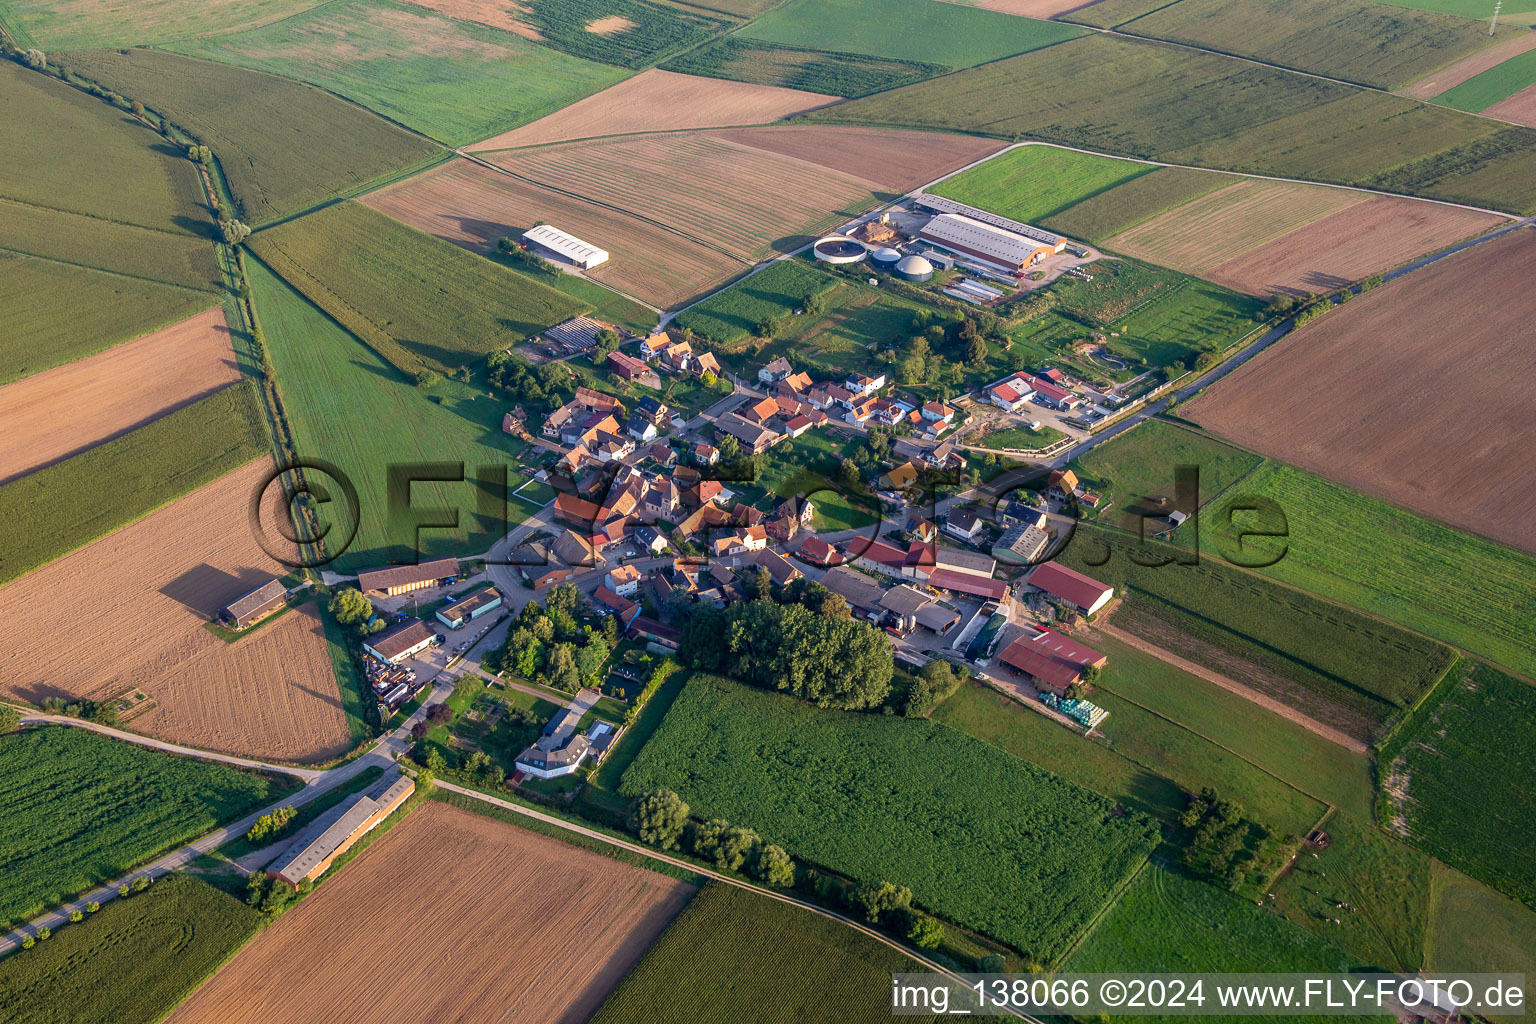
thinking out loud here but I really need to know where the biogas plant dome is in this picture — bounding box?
[894,254,934,282]
[870,247,902,268]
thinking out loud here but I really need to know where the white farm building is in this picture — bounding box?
[522,224,609,269]
[918,213,1058,275]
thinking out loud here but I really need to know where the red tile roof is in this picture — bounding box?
[799,537,841,565]
[553,493,600,524]
[999,629,1106,689]
[844,538,907,568]
[926,569,1007,600]
[1027,561,1112,611]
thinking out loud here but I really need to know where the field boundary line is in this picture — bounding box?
[0,243,221,295]
[0,192,222,244]
[433,778,1041,1021]
[12,713,324,779]
[1049,856,1151,969]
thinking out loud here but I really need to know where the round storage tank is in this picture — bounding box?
[870,247,902,269]
[812,236,868,265]
[895,254,934,283]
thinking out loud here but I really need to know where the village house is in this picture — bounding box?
[715,412,779,455]
[605,564,641,597]
[758,356,793,384]
[845,372,886,397]
[944,507,985,543]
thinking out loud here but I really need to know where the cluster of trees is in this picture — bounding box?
[245,805,297,843]
[679,580,893,709]
[483,584,618,692]
[894,309,998,387]
[902,659,963,718]
[40,696,117,726]
[245,870,307,916]
[629,790,795,887]
[593,328,622,362]
[487,350,575,414]
[218,218,250,246]
[0,704,18,734]
[1179,789,1268,891]
[495,235,558,276]
[328,587,386,636]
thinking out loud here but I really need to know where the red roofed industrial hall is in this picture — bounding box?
[1024,562,1115,615]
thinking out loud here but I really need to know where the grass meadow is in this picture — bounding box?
[1192,462,1536,676]
[931,146,1153,224]
[247,257,538,571]
[0,727,288,927]
[1435,46,1536,111]
[1425,862,1536,1020]
[170,0,627,146]
[673,259,836,344]
[591,883,940,1024]
[0,383,267,583]
[0,254,215,385]
[1041,167,1236,244]
[1070,419,1263,520]
[51,48,442,226]
[739,0,1086,68]
[0,874,264,1024]
[1102,278,1264,368]
[249,201,587,379]
[620,673,1161,961]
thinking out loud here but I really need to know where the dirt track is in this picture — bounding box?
[165,800,695,1024]
[1188,227,1536,554]
[0,306,235,483]
[0,459,351,762]
[467,69,836,151]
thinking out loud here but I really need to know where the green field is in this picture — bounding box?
[592,883,939,1023]
[1051,259,1185,327]
[50,48,443,226]
[518,0,726,67]
[0,383,267,583]
[673,259,836,344]
[1383,662,1536,907]
[0,198,219,293]
[661,38,948,96]
[738,0,1086,68]
[1193,462,1536,676]
[1063,0,1182,28]
[1100,278,1264,368]
[1,0,321,48]
[247,257,538,570]
[0,727,288,927]
[517,262,657,333]
[808,34,1536,214]
[1041,167,1237,244]
[0,873,264,1024]
[0,254,216,385]
[1055,526,1456,741]
[1088,634,1373,821]
[1426,862,1536,1013]
[722,278,926,380]
[1375,0,1536,29]
[1070,419,1263,522]
[931,146,1153,225]
[1,62,207,234]
[1068,866,1375,1021]
[1435,46,1536,111]
[976,424,1066,451]
[250,201,586,378]
[169,0,627,146]
[1122,0,1513,89]
[1271,812,1432,973]
[620,674,1160,960]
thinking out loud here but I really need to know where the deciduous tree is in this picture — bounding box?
[630,789,689,850]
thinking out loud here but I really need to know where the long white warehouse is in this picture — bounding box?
[522,224,609,269]
[918,213,1057,275]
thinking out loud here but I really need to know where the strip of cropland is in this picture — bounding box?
[1115,0,1517,90]
[248,200,586,378]
[49,48,443,226]
[466,68,836,151]
[0,874,265,1024]
[164,798,695,1024]
[0,197,220,293]
[167,0,628,147]
[245,255,545,569]
[805,33,1536,214]
[1433,47,1536,115]
[0,458,355,763]
[1185,227,1536,558]
[1039,166,1238,243]
[0,0,328,48]
[416,0,729,68]
[0,308,238,483]
[929,144,1153,224]
[737,0,1086,68]
[591,883,941,1024]
[661,38,950,97]
[1402,31,1536,99]
[1055,525,1456,745]
[0,726,288,928]
[620,674,1161,962]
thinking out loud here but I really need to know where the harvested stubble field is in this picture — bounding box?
[1,62,206,234]
[2,0,324,48]
[467,68,837,151]
[1401,31,1536,99]
[0,254,215,385]
[1204,195,1505,296]
[1484,82,1536,126]
[937,0,1101,16]
[362,156,744,308]
[166,799,695,1024]
[486,131,889,261]
[1187,227,1536,555]
[169,0,627,146]
[51,49,443,227]
[1121,0,1515,90]
[0,460,353,763]
[0,307,237,483]
[712,124,1007,193]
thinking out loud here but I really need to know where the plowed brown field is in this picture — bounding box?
[712,124,1008,193]
[166,799,695,1024]
[937,0,1102,17]
[362,156,745,307]
[0,307,237,483]
[1205,195,1505,296]
[1400,31,1536,99]
[1188,228,1536,553]
[1485,82,1536,127]
[0,459,351,762]
[467,69,835,151]
[396,0,543,37]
